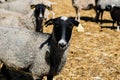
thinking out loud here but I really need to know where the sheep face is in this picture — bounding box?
[45,16,79,50]
[31,4,50,32]
[32,4,46,19]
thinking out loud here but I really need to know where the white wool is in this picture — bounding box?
[60,16,68,21]
[0,8,35,30]
[0,8,24,27]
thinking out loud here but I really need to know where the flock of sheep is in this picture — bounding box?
[0,0,120,80]
[0,0,79,80]
[72,0,120,31]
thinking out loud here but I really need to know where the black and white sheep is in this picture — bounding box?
[95,0,120,23]
[0,16,79,80]
[0,0,57,32]
[30,4,50,32]
[30,0,57,32]
[30,3,55,32]
[109,6,120,31]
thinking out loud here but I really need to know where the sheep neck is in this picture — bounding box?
[48,35,69,75]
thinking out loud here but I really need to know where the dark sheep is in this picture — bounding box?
[110,6,120,31]
[30,4,50,32]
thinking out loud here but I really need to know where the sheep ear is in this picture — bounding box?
[69,17,79,27]
[30,5,36,9]
[44,19,54,27]
[72,20,79,27]
[46,5,52,10]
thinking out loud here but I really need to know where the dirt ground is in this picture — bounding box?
[0,0,120,80]
[46,0,120,80]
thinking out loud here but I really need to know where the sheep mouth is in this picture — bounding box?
[58,43,68,50]
[38,17,44,20]
[59,45,67,50]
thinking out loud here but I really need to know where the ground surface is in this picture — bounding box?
[0,0,120,80]
[46,0,120,80]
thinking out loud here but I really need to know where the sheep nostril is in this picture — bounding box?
[38,17,44,20]
[58,43,67,48]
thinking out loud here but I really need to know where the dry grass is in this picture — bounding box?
[45,0,120,80]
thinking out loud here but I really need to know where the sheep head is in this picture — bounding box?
[45,16,79,50]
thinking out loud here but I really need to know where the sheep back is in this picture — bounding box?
[72,0,95,10]
[0,26,50,75]
[0,9,24,27]
[96,0,120,9]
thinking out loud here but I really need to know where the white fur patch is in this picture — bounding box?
[39,13,43,18]
[117,26,120,31]
[76,24,84,32]
[60,16,68,21]
[58,39,67,45]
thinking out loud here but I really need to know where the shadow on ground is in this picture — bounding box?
[80,16,113,24]
[101,26,117,30]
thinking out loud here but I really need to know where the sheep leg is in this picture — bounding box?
[112,21,115,27]
[112,20,116,29]
[74,7,80,21]
[74,7,77,21]
[117,26,120,31]
[100,10,104,24]
[47,75,53,80]
[1,65,12,80]
[95,10,100,23]
[76,8,80,21]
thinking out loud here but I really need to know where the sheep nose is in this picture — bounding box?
[58,39,67,49]
[38,17,44,20]
[38,13,44,20]
[59,42,67,48]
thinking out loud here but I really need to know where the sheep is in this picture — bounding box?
[72,0,95,21]
[30,3,55,32]
[95,0,120,23]
[71,0,95,32]
[109,6,120,31]
[30,4,49,32]
[0,6,52,33]
[0,0,57,32]
[0,0,57,20]
[30,0,57,32]
[0,16,80,80]
[29,0,57,32]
